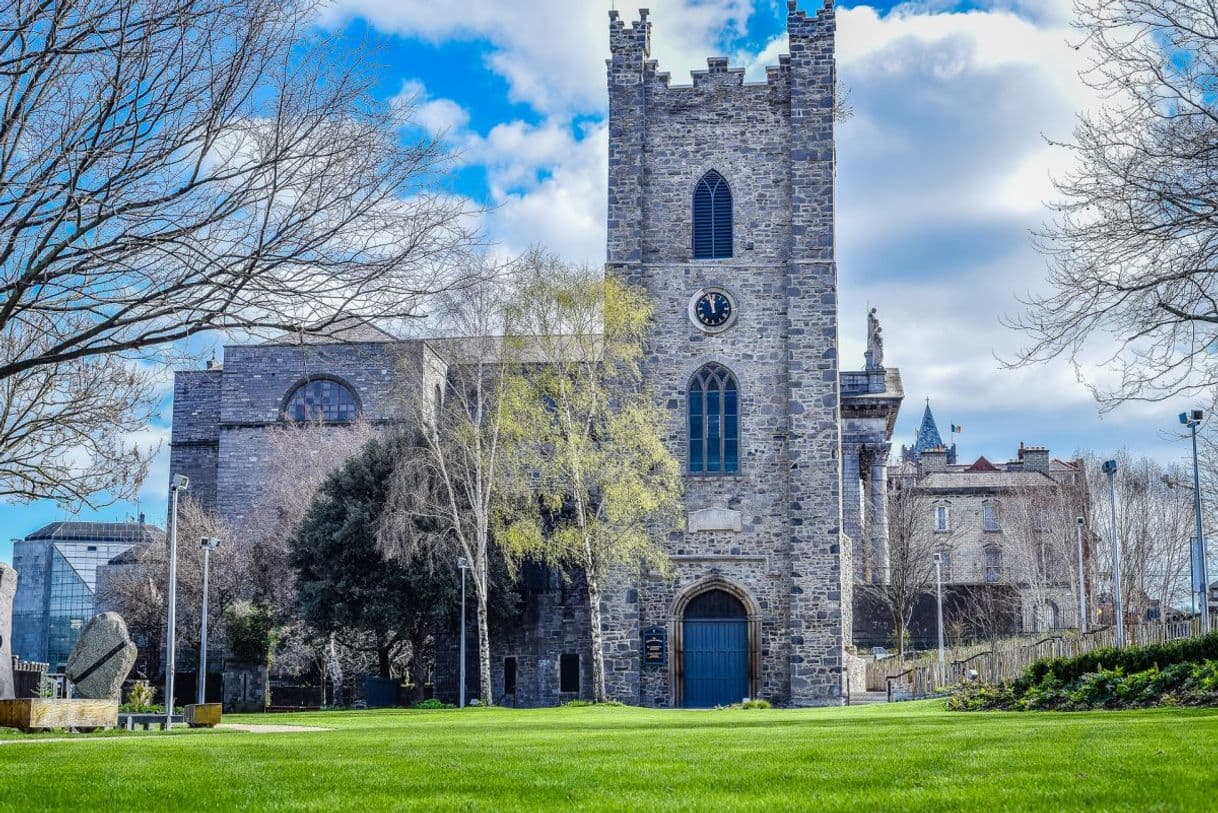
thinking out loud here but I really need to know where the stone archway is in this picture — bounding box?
[672,578,761,707]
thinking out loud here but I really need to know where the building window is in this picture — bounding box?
[937,548,952,581]
[688,363,739,474]
[692,170,732,259]
[934,504,950,532]
[283,378,360,423]
[503,656,517,695]
[560,653,580,694]
[1045,601,1061,630]
[984,546,1002,583]
[982,501,1000,532]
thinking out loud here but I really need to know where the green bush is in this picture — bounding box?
[412,699,455,710]
[224,601,276,666]
[1018,632,1218,691]
[741,699,771,709]
[561,699,596,707]
[945,683,1016,712]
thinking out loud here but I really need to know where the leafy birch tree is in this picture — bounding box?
[497,254,682,703]
[381,267,518,706]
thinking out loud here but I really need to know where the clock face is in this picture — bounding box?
[695,290,733,329]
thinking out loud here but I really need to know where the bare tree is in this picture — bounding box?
[246,418,381,687]
[1084,451,1195,625]
[866,476,951,661]
[1003,478,1089,632]
[382,263,518,706]
[1010,0,1218,406]
[0,0,472,506]
[99,497,243,669]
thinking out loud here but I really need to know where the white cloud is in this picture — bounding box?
[392,80,471,134]
[319,0,757,116]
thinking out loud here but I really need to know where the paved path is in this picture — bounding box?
[846,691,890,706]
[0,722,330,744]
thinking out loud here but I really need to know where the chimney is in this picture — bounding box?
[920,447,949,475]
[1021,445,1050,473]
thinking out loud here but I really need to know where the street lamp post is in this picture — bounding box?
[933,552,945,672]
[1102,459,1124,647]
[166,474,189,726]
[198,537,222,705]
[1180,410,1211,634]
[457,556,469,709]
[1075,516,1088,634]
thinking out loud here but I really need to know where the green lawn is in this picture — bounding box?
[1,700,1216,811]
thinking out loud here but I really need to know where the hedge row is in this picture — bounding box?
[1017,631,1218,690]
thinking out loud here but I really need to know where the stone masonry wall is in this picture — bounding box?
[603,1,844,707]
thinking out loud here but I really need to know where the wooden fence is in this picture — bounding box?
[867,615,1213,698]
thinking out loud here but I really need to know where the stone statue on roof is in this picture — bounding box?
[865,307,884,371]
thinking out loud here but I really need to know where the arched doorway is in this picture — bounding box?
[681,588,749,707]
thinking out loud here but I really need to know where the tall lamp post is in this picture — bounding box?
[198,536,222,705]
[457,556,469,709]
[1102,459,1124,647]
[1075,516,1088,634]
[932,552,945,672]
[166,474,189,726]
[1180,410,1211,634]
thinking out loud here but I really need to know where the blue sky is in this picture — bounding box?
[0,0,1200,564]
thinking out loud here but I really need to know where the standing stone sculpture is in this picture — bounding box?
[0,563,15,700]
[64,612,137,701]
[865,307,885,371]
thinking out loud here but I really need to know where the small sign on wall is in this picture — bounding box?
[642,626,667,667]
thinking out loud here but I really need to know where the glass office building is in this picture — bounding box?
[11,521,164,671]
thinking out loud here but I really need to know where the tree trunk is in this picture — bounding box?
[406,632,428,705]
[326,633,344,707]
[377,644,392,679]
[476,586,494,706]
[587,566,607,703]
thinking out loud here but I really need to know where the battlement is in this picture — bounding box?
[608,8,651,56]
[610,5,829,95]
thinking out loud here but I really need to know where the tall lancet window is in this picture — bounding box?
[692,170,732,259]
[689,363,739,474]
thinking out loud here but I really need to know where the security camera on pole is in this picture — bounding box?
[1180,410,1211,634]
[198,536,222,705]
[1101,460,1123,647]
[166,473,189,726]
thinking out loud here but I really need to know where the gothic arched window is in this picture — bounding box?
[688,363,739,474]
[283,377,360,423]
[693,170,732,260]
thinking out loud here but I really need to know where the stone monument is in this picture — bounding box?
[64,612,137,700]
[0,563,16,700]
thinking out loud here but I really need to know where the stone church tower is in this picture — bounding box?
[603,1,847,706]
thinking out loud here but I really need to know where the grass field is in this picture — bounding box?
[2,700,1217,811]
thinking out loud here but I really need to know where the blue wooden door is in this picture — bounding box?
[682,619,748,708]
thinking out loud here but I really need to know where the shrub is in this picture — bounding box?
[1018,632,1218,691]
[561,699,595,707]
[123,681,157,712]
[945,683,1016,712]
[741,699,771,709]
[224,601,276,666]
[412,699,455,710]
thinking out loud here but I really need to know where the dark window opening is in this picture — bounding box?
[560,653,580,694]
[503,656,517,695]
[693,170,733,260]
[689,363,739,474]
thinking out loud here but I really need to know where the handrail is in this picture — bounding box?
[886,668,914,703]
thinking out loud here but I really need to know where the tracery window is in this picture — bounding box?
[688,363,739,474]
